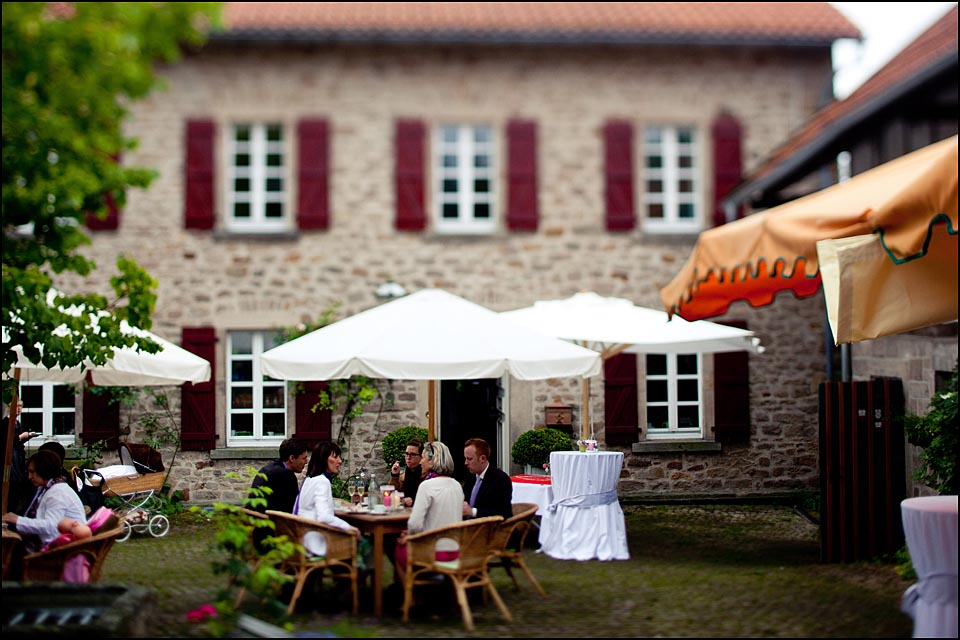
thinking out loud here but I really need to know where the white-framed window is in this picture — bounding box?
[226,123,288,232]
[19,382,76,443]
[434,124,496,234]
[642,126,701,233]
[644,353,702,439]
[227,330,287,446]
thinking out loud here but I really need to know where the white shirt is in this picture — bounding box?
[294,474,353,557]
[16,482,87,553]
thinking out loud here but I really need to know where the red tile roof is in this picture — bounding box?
[220,2,859,44]
[734,4,959,192]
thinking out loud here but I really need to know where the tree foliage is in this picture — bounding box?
[2,2,222,401]
[904,363,958,494]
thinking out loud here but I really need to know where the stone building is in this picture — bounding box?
[35,2,868,504]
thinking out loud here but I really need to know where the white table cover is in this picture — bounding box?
[900,495,958,638]
[538,451,629,561]
[512,479,554,516]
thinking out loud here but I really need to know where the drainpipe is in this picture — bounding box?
[836,152,853,382]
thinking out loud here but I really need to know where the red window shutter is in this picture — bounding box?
[604,120,635,231]
[181,327,217,451]
[86,153,122,231]
[395,119,426,231]
[82,375,120,448]
[604,353,639,446]
[506,119,538,231]
[297,118,329,230]
[712,319,751,444]
[185,119,216,230]
[711,112,743,227]
[295,381,333,450]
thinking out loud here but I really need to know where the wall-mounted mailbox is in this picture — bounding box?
[545,398,573,427]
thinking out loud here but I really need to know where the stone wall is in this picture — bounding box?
[59,41,843,504]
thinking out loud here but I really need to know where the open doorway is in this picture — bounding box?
[439,378,503,483]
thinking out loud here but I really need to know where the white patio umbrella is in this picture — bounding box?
[501,292,764,437]
[260,288,602,439]
[3,294,211,512]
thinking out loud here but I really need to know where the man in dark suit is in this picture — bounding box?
[461,437,512,520]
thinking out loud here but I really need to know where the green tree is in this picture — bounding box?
[2,2,222,402]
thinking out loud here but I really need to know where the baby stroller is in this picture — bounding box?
[74,442,171,542]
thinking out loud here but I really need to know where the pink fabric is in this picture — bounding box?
[86,507,115,532]
[394,541,460,575]
[62,554,91,583]
[42,533,75,551]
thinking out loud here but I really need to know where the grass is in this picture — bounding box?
[100,503,914,637]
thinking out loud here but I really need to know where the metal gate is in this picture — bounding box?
[818,378,906,563]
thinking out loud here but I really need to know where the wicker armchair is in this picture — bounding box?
[21,525,124,583]
[265,510,359,615]
[487,502,547,597]
[402,515,511,631]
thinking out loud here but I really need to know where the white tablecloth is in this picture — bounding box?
[900,495,958,638]
[538,451,629,561]
[512,478,554,516]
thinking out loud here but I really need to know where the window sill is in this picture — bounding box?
[210,448,278,461]
[632,441,722,454]
[212,231,300,242]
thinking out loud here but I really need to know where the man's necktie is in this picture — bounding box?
[468,475,482,507]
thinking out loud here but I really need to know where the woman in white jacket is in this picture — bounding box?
[294,441,359,557]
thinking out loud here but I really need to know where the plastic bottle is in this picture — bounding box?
[367,474,379,508]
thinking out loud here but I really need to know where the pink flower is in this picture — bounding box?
[186,604,218,623]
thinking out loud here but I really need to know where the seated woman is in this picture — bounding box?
[2,450,87,553]
[394,440,463,576]
[294,440,360,556]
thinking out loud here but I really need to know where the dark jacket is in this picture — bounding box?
[249,459,300,514]
[463,464,513,520]
[391,463,423,504]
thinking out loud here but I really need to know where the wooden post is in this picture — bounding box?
[427,379,436,442]
[3,368,22,514]
[581,377,590,441]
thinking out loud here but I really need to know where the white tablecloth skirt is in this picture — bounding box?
[538,501,630,561]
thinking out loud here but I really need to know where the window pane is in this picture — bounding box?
[645,156,663,169]
[266,178,282,192]
[647,406,669,430]
[20,386,42,408]
[646,180,663,193]
[266,153,282,167]
[235,153,251,167]
[263,387,285,409]
[647,354,667,375]
[443,179,458,193]
[677,354,698,375]
[679,203,695,219]
[647,204,664,219]
[262,413,286,438]
[234,203,251,218]
[232,361,253,382]
[678,406,699,428]
[232,333,253,354]
[647,379,668,402]
[234,178,250,192]
[474,179,489,193]
[679,179,693,193]
[231,414,253,437]
[644,128,662,144]
[235,126,251,142]
[677,128,693,143]
[443,154,457,168]
[52,385,74,408]
[474,154,489,168]
[52,413,75,436]
[265,202,283,218]
[443,203,459,219]
[262,332,283,352]
[474,203,490,219]
[441,126,457,143]
[266,125,282,141]
[474,127,491,143]
[677,379,699,402]
[21,414,42,432]
[678,155,693,168]
[232,387,253,409]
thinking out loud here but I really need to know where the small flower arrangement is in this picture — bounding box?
[542,462,551,476]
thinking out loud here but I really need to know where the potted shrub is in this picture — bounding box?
[381,424,429,472]
[511,428,574,474]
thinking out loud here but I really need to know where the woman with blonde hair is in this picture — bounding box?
[393,440,463,575]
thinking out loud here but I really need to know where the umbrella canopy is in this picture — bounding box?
[261,289,601,381]
[660,135,958,342]
[501,292,764,358]
[501,292,764,438]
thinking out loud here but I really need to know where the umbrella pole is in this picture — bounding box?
[3,368,21,514]
[427,380,436,442]
[581,377,590,441]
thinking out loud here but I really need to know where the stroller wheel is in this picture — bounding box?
[118,519,133,542]
[149,514,171,538]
